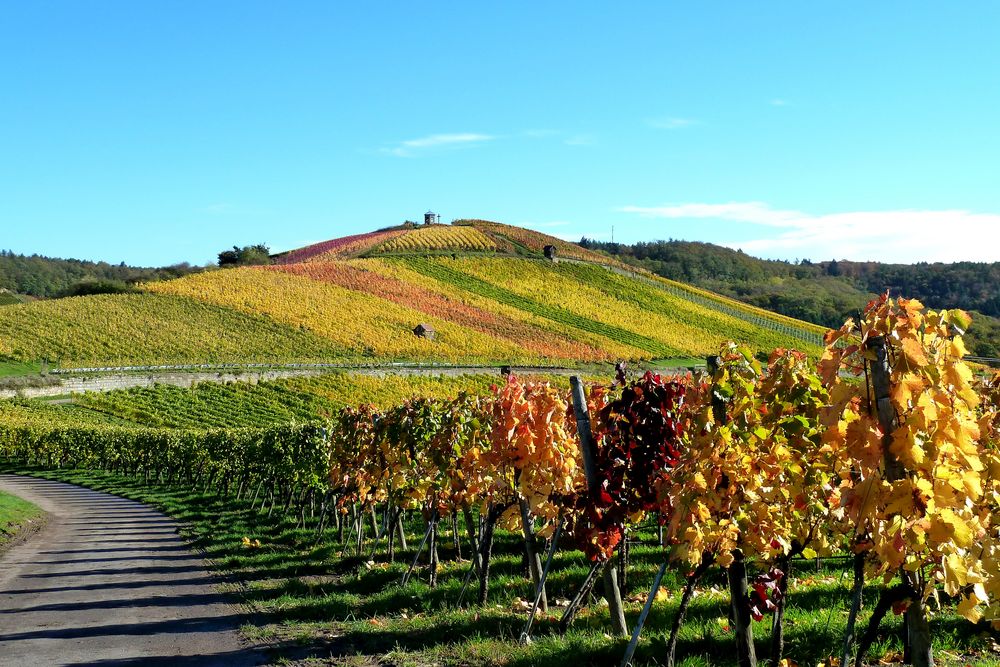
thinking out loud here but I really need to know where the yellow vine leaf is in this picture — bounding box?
[901,337,928,368]
[941,553,967,596]
[957,590,984,623]
[930,508,973,548]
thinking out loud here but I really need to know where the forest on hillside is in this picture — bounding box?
[580,238,1000,357]
[0,251,202,298]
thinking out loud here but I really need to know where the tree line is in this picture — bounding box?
[0,242,274,301]
[0,250,203,299]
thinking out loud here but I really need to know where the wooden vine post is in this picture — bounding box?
[570,375,629,637]
[728,550,756,667]
[867,336,933,667]
[620,561,668,667]
[518,498,548,612]
[707,355,756,667]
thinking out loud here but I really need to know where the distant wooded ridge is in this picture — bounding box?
[578,238,1000,357]
[0,250,203,298]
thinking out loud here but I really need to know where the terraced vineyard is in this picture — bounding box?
[146,267,531,362]
[0,293,346,368]
[402,257,679,357]
[0,399,138,428]
[76,373,508,428]
[0,222,827,369]
[272,262,609,360]
[373,225,502,253]
[401,257,819,357]
[272,229,406,264]
[453,218,620,263]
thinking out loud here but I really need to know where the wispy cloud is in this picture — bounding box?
[769,98,788,107]
[380,133,494,157]
[646,116,699,130]
[620,202,1000,263]
[564,134,596,146]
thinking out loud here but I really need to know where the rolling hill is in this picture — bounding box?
[0,220,827,369]
[582,237,1000,358]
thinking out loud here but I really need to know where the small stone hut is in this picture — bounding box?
[413,323,436,340]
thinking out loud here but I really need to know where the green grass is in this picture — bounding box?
[645,358,704,370]
[0,489,43,549]
[0,360,42,378]
[1,465,997,666]
[0,292,24,306]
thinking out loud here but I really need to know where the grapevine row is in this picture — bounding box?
[2,295,998,664]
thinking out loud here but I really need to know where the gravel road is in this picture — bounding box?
[0,475,268,666]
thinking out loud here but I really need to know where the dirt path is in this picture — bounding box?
[0,475,268,666]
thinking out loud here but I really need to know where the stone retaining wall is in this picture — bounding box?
[0,366,540,400]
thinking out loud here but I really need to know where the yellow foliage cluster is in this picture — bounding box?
[666,346,840,568]
[822,296,997,625]
[480,376,585,531]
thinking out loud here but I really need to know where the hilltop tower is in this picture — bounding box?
[424,211,440,225]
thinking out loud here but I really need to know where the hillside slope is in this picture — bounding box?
[0,223,827,369]
[580,238,1000,357]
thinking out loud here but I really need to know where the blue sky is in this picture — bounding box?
[2,2,999,266]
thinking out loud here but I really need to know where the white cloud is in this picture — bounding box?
[646,117,699,130]
[380,133,494,157]
[620,201,1000,263]
[564,134,596,146]
[770,98,788,106]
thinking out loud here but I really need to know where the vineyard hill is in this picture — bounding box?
[0,220,828,369]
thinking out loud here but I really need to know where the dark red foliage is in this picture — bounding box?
[747,567,785,621]
[572,371,686,561]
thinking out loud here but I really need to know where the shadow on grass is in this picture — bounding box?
[5,465,999,667]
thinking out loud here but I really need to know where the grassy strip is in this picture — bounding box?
[1,465,994,666]
[0,360,43,378]
[0,489,44,551]
[406,258,679,358]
